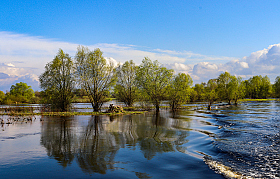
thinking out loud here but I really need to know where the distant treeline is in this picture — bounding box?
[1,46,280,112]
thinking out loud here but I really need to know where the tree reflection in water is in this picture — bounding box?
[139,112,189,160]
[40,116,77,167]
[40,110,191,175]
[77,115,118,174]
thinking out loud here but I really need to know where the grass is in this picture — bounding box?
[1,110,147,117]
[0,106,37,113]
[72,97,116,103]
[239,98,277,102]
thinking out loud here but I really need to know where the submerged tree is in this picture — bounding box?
[230,76,245,104]
[114,60,139,107]
[136,57,173,113]
[205,79,218,109]
[168,73,193,110]
[39,49,75,112]
[217,72,234,104]
[75,46,116,112]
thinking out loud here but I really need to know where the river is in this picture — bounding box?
[0,101,279,178]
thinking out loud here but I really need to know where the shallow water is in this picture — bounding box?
[0,101,279,178]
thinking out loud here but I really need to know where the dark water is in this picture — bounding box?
[0,101,279,178]
[205,101,280,178]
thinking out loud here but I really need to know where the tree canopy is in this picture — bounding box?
[136,57,174,112]
[168,73,193,110]
[114,60,139,107]
[9,82,34,103]
[75,46,116,112]
[244,75,272,99]
[39,49,75,112]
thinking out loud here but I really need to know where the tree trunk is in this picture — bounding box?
[91,102,99,112]
[156,104,160,113]
[208,101,212,110]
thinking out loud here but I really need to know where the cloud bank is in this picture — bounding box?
[164,44,280,84]
[0,31,280,91]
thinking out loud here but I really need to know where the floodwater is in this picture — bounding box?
[0,101,279,178]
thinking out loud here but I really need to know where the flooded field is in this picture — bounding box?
[0,101,279,178]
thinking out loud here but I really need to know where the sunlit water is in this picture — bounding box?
[0,101,279,178]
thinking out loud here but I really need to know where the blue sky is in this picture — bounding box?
[1,0,280,91]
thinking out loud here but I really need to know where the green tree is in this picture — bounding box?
[245,75,272,99]
[9,82,34,103]
[217,72,233,104]
[231,77,245,104]
[114,60,139,107]
[136,57,173,113]
[0,91,5,104]
[191,83,206,102]
[168,73,193,110]
[75,46,116,112]
[39,49,75,112]
[260,75,272,98]
[196,83,205,101]
[205,79,218,109]
[273,76,280,98]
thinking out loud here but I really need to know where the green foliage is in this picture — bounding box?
[168,73,193,110]
[75,46,117,112]
[136,57,174,112]
[0,91,5,104]
[273,76,280,98]
[114,60,139,106]
[190,83,206,102]
[39,49,75,112]
[204,79,218,107]
[231,76,245,104]
[244,75,272,99]
[217,72,233,104]
[73,88,87,98]
[9,82,35,103]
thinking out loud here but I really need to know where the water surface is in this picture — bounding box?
[0,101,279,178]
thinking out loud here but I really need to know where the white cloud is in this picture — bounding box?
[0,63,39,91]
[164,43,280,84]
[191,62,222,82]
[104,57,119,67]
[5,63,15,67]
[241,44,280,82]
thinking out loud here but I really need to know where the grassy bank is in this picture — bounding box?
[239,98,277,102]
[1,111,146,117]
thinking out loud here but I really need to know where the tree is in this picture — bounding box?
[114,60,139,107]
[273,76,280,98]
[168,73,193,110]
[190,83,206,102]
[217,72,234,104]
[205,79,218,109]
[9,82,34,103]
[245,75,272,99]
[39,49,75,112]
[75,46,116,112]
[260,75,272,98]
[136,57,173,113]
[231,77,245,104]
[0,91,5,104]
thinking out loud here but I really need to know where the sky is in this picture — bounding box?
[1,0,280,91]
